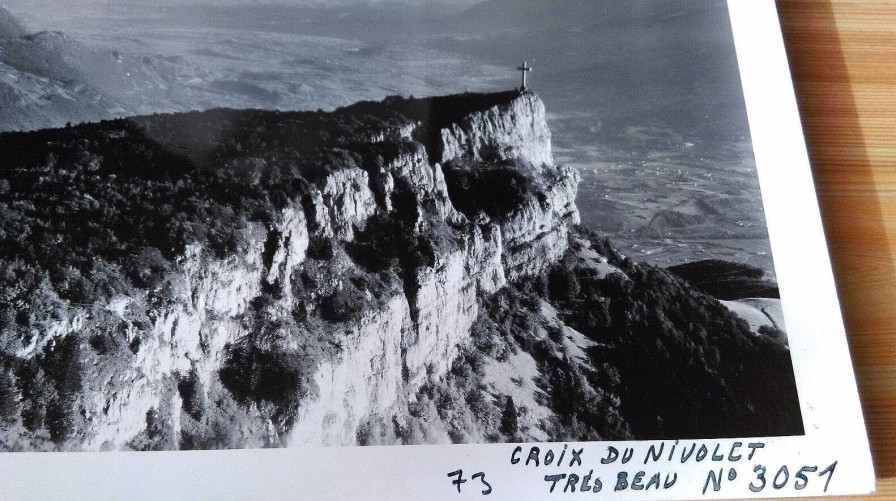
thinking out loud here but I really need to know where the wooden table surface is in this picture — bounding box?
[776,0,896,498]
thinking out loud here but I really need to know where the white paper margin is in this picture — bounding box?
[0,0,875,499]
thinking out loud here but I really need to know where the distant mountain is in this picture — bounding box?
[0,0,750,141]
[0,18,124,132]
[0,8,141,131]
[0,6,27,38]
[0,4,494,133]
[0,7,252,132]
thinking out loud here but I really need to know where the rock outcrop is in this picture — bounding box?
[438,91,555,169]
[0,90,581,450]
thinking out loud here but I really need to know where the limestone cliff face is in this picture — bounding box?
[314,168,378,242]
[403,224,506,389]
[499,164,580,281]
[13,202,310,449]
[0,91,580,450]
[281,93,577,446]
[438,92,554,169]
[285,92,572,446]
[289,294,411,446]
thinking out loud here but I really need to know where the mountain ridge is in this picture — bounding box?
[0,6,28,38]
[0,91,801,450]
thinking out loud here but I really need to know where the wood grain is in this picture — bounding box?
[776,0,896,498]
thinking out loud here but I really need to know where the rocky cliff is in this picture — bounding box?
[0,91,587,449]
[0,90,802,450]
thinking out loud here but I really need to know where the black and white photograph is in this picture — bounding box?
[0,0,804,452]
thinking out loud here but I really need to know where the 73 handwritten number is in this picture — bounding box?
[447,469,493,495]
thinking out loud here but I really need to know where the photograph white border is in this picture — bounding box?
[0,1,875,499]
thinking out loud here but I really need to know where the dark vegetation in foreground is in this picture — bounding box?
[552,234,801,438]
[395,230,803,442]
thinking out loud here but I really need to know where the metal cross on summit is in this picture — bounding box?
[517,61,532,92]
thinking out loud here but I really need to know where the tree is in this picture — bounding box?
[500,396,518,437]
[0,368,17,424]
